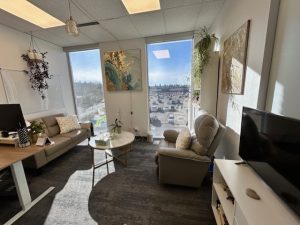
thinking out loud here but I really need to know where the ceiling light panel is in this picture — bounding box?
[153,50,170,59]
[0,0,65,29]
[121,0,161,14]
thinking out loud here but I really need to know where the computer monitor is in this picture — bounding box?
[0,104,27,133]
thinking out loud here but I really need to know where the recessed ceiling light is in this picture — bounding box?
[153,50,170,59]
[121,0,161,14]
[0,0,65,29]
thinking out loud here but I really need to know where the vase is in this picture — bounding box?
[117,127,122,134]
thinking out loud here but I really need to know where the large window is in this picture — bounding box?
[147,39,193,137]
[69,49,106,134]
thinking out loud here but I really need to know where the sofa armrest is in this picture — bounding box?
[157,147,211,162]
[80,122,94,136]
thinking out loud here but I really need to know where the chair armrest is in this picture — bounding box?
[157,147,211,162]
[163,130,179,143]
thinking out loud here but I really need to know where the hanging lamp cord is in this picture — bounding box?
[68,0,72,18]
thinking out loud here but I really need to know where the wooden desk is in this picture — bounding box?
[0,145,54,225]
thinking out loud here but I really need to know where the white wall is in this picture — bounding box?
[266,0,300,119]
[0,24,75,119]
[210,0,278,159]
[99,39,149,136]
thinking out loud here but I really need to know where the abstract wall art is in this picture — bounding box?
[221,20,250,94]
[104,49,142,91]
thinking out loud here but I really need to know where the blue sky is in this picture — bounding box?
[147,39,193,86]
[69,49,103,83]
[69,39,193,86]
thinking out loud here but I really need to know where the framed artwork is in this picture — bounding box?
[221,20,250,94]
[104,49,142,91]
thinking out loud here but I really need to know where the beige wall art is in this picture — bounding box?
[221,20,250,94]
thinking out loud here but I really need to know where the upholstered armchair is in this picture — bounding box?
[155,111,226,188]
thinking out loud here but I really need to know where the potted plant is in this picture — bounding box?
[110,118,122,134]
[21,34,52,99]
[21,52,52,99]
[194,27,217,77]
[29,120,46,143]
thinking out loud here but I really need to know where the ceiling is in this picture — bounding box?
[0,0,225,47]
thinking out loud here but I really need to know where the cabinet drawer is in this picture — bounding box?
[234,203,249,225]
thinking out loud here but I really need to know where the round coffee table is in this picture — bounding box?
[89,131,135,186]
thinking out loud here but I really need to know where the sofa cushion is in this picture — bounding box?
[175,127,191,150]
[157,147,211,162]
[60,129,88,142]
[42,114,64,137]
[163,130,179,143]
[193,114,219,155]
[159,139,176,148]
[56,116,81,134]
[45,136,72,156]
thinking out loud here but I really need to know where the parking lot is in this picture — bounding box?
[149,85,190,137]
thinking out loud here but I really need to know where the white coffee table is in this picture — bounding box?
[88,131,135,186]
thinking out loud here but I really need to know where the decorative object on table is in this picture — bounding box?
[95,139,107,146]
[193,26,217,84]
[104,49,142,91]
[17,127,30,148]
[221,20,250,94]
[28,120,45,143]
[65,0,79,36]
[110,118,122,134]
[21,33,52,99]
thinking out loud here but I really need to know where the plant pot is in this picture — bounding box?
[31,133,40,143]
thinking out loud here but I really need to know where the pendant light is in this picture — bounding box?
[65,0,79,36]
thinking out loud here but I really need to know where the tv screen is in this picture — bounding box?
[239,107,300,217]
[0,104,26,132]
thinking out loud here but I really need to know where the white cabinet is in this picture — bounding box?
[211,160,300,225]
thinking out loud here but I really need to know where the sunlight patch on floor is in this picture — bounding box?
[43,150,115,225]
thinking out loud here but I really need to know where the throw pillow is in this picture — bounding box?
[192,114,219,155]
[175,127,192,150]
[56,115,81,134]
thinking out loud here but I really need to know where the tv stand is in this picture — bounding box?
[212,159,299,225]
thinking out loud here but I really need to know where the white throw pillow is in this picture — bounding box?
[56,115,81,134]
[175,127,192,150]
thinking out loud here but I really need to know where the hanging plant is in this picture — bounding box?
[194,27,216,76]
[21,34,52,99]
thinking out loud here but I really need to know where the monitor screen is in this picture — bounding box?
[0,104,26,132]
[239,107,300,217]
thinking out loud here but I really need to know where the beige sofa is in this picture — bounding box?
[24,114,91,169]
[156,110,226,188]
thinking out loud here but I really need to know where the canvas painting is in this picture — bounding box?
[104,49,142,91]
[221,20,250,94]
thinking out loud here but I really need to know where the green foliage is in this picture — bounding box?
[29,120,45,134]
[193,27,216,84]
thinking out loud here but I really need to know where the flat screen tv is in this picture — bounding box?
[0,104,26,132]
[239,107,300,218]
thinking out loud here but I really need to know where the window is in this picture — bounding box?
[147,39,193,137]
[69,49,106,134]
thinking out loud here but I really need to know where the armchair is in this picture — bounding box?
[156,111,226,188]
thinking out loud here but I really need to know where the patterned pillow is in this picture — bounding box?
[56,116,81,134]
[175,127,192,150]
